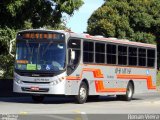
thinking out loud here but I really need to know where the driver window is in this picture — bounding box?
[67,39,81,75]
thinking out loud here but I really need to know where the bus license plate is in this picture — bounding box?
[30,87,39,91]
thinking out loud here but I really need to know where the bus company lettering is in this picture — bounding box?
[115,68,131,74]
[34,78,50,82]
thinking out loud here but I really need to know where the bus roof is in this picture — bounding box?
[18,29,156,48]
[69,32,156,49]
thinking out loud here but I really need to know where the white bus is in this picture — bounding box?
[13,29,157,104]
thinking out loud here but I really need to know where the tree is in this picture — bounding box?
[0,0,83,29]
[0,0,84,79]
[87,0,160,44]
[0,27,16,79]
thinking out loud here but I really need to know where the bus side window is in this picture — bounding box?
[106,44,117,64]
[129,47,137,66]
[83,41,94,63]
[138,48,146,66]
[95,42,105,63]
[118,45,127,65]
[147,49,155,67]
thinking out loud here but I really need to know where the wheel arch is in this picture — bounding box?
[81,78,89,93]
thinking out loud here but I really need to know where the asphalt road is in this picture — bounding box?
[0,92,160,115]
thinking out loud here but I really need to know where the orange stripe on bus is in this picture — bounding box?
[66,68,104,80]
[117,74,156,90]
[66,76,81,80]
[83,68,104,78]
[66,69,156,91]
[95,80,126,92]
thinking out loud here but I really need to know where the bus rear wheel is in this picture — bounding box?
[75,82,88,104]
[117,82,134,101]
[32,95,44,103]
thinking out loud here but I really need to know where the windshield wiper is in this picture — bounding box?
[26,41,35,63]
[42,41,53,56]
[26,40,32,55]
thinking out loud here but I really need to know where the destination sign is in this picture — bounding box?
[16,32,65,40]
[22,33,60,39]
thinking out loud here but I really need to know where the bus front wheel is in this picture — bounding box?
[75,82,88,104]
[32,95,44,103]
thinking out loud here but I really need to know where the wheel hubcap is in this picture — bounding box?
[80,87,86,100]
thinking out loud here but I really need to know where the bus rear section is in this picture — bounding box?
[65,35,157,104]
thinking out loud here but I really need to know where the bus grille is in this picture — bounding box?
[22,81,50,84]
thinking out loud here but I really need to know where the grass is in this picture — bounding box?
[156,71,160,87]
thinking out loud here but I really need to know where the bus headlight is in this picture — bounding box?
[15,79,22,84]
[50,81,58,85]
[14,75,22,84]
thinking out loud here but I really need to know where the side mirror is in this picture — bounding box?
[71,49,75,60]
[9,38,15,57]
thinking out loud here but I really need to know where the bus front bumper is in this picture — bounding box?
[13,80,66,95]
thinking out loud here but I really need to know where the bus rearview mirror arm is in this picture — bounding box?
[71,49,75,61]
[9,38,15,57]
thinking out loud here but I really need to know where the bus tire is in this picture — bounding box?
[75,82,88,104]
[32,95,44,103]
[116,82,134,101]
[125,82,134,101]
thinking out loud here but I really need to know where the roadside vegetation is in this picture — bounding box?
[157,71,160,87]
[87,0,160,68]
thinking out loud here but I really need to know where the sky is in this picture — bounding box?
[65,0,105,33]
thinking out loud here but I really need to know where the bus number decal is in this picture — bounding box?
[115,68,131,74]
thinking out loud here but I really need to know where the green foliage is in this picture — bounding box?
[157,71,160,87]
[0,55,15,79]
[87,0,160,44]
[0,27,16,55]
[0,0,83,79]
[0,0,83,29]
[0,27,16,79]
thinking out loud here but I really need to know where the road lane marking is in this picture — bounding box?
[74,110,81,113]
[43,114,73,120]
[143,100,160,104]
[19,112,28,115]
[80,112,88,120]
[73,111,88,120]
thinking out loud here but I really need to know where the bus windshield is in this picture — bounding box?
[15,41,66,72]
